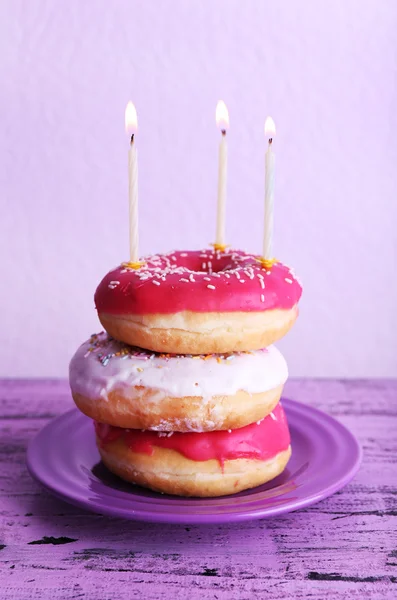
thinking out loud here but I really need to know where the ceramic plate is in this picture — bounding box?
[27,398,362,524]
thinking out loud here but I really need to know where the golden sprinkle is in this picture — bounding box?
[256,257,278,270]
[121,261,146,270]
[136,367,143,372]
[210,243,229,253]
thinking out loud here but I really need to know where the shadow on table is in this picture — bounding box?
[21,458,303,547]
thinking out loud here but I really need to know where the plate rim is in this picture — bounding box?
[26,398,362,524]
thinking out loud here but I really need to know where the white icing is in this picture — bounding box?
[69,333,288,402]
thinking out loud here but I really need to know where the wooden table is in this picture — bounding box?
[0,379,396,599]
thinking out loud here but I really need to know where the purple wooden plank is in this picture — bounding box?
[0,379,396,599]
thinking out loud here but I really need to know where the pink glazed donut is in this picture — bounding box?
[94,249,302,354]
[94,401,292,497]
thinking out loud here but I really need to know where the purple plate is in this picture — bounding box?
[26,398,361,524]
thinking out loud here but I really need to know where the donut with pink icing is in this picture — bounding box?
[95,401,292,497]
[69,332,289,432]
[94,248,302,354]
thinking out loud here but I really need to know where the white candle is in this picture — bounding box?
[215,101,229,249]
[125,101,139,265]
[263,116,276,260]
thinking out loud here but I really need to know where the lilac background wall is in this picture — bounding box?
[1,0,396,377]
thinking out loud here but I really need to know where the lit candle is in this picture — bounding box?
[214,100,229,251]
[124,101,142,268]
[263,116,276,265]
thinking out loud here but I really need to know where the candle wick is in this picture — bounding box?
[221,130,226,137]
[268,138,273,145]
[130,133,135,145]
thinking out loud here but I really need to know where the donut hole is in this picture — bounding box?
[176,252,238,275]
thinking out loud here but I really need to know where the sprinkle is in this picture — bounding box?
[266,271,271,275]
[152,280,160,286]
[226,355,235,361]
[256,420,263,425]
[202,262,206,269]
[180,253,188,257]
[261,294,265,302]
[189,273,195,282]
[108,280,120,289]
[285,278,293,284]
[207,284,216,290]
[239,279,245,283]
[259,279,265,289]
[270,412,277,420]
[137,367,143,372]
[203,276,211,281]
[224,273,230,278]
[180,278,190,283]
[235,272,241,279]
[216,357,222,363]
[257,273,264,280]
[228,429,232,433]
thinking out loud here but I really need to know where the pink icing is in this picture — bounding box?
[95,402,290,466]
[94,249,302,314]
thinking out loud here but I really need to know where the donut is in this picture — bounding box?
[69,332,288,432]
[94,249,302,354]
[94,401,291,497]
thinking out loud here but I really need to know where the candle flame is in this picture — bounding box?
[264,116,276,139]
[216,100,229,132]
[125,101,138,135]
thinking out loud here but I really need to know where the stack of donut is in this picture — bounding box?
[69,249,302,496]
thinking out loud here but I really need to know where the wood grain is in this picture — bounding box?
[0,379,396,599]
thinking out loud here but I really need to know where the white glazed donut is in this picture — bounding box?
[69,332,289,432]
